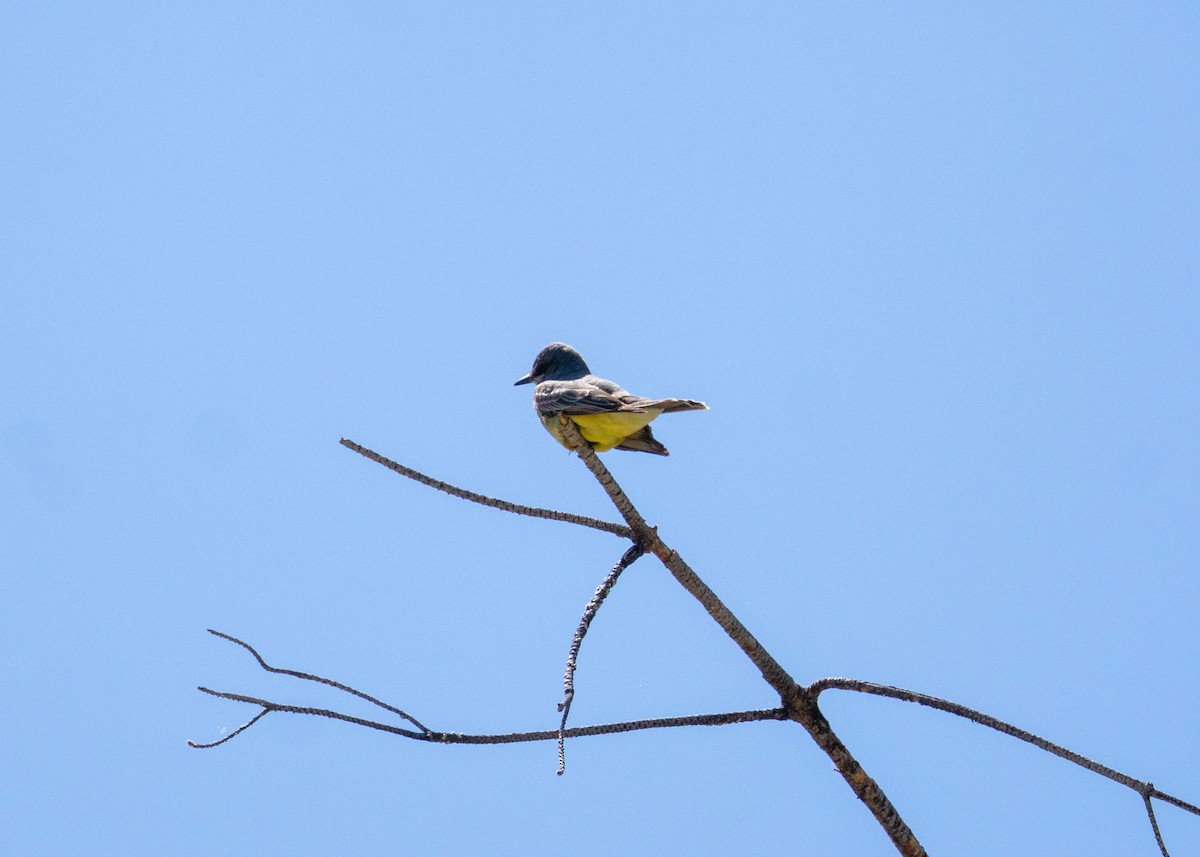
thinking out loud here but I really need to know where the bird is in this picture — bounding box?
[514,342,707,456]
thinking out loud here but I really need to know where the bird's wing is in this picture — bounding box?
[534,377,651,416]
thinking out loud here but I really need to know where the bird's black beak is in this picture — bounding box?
[514,373,535,386]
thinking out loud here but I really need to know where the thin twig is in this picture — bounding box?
[1153,790,1200,816]
[340,438,633,539]
[558,543,645,775]
[1143,789,1169,857]
[1152,787,1200,816]
[187,708,271,749]
[205,629,429,733]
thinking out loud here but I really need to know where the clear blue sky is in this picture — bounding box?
[3,4,1198,855]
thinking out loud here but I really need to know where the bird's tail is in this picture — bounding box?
[615,425,670,456]
[651,398,708,413]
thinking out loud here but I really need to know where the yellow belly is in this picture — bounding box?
[544,411,660,451]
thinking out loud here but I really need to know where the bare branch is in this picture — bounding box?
[554,418,927,857]
[558,543,645,775]
[1154,790,1200,817]
[195,437,1198,856]
[554,418,798,701]
[187,707,271,749]
[791,688,928,857]
[1144,790,1170,857]
[809,676,1200,853]
[204,629,429,733]
[191,628,785,749]
[808,676,1200,815]
[192,685,786,748]
[340,438,633,539]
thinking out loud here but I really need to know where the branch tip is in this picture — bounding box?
[339,437,633,539]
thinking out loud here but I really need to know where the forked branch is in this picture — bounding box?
[193,435,1197,857]
[190,629,787,749]
[551,418,926,857]
[810,676,1199,855]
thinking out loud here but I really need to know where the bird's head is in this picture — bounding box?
[514,342,591,385]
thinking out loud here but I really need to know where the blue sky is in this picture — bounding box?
[3,4,1198,855]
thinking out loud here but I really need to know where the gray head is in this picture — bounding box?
[514,342,591,385]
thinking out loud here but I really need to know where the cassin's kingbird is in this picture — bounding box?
[514,342,707,456]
